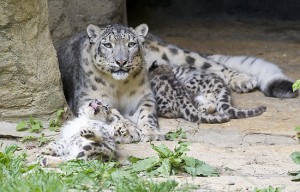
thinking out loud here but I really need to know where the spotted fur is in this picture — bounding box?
[58,24,164,142]
[143,34,298,98]
[149,63,266,123]
[149,63,230,123]
[39,99,141,167]
[57,23,296,147]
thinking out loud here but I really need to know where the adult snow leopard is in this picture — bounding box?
[58,24,163,142]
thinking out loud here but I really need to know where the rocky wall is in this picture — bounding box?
[0,0,67,124]
[48,0,127,47]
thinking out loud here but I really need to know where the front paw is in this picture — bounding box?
[230,73,257,93]
[140,125,165,142]
[37,155,64,168]
[40,143,57,156]
[80,128,95,139]
[112,121,141,143]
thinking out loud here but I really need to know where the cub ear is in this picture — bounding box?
[134,24,149,37]
[87,24,102,43]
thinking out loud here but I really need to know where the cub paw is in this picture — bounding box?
[111,121,142,143]
[38,155,65,168]
[113,122,130,137]
[230,73,257,93]
[40,143,58,156]
[81,128,104,142]
[40,147,53,156]
[80,128,95,139]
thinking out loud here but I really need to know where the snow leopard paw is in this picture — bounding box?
[229,73,257,93]
[38,155,65,168]
[80,128,103,142]
[140,125,165,142]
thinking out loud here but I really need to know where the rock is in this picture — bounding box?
[0,0,67,123]
[48,0,127,47]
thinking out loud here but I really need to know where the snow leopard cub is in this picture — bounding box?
[39,99,141,167]
[148,62,266,123]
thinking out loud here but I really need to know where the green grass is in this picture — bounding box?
[253,186,283,192]
[0,144,195,192]
[127,141,219,177]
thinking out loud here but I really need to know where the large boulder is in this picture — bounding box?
[0,0,67,127]
[48,0,127,47]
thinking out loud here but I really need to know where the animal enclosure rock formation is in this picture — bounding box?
[0,0,66,123]
[48,0,127,47]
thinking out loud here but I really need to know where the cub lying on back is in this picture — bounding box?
[39,99,141,167]
[148,62,266,123]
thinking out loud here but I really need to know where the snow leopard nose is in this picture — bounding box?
[115,60,127,67]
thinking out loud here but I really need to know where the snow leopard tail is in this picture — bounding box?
[207,55,298,98]
[219,104,266,119]
[177,101,230,123]
[199,113,230,124]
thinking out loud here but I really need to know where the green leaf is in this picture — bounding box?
[292,79,300,92]
[290,152,300,164]
[38,134,51,146]
[253,186,284,192]
[21,136,38,143]
[56,109,65,117]
[30,124,42,133]
[129,156,160,173]
[128,156,143,164]
[166,128,187,141]
[4,144,19,155]
[16,121,29,131]
[29,116,35,125]
[183,156,219,177]
[295,126,300,132]
[169,156,184,167]
[155,158,171,176]
[151,143,173,158]
[174,141,191,157]
[291,172,300,182]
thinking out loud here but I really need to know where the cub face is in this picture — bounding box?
[87,24,149,80]
[79,99,111,122]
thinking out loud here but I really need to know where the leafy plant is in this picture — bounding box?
[16,116,43,133]
[292,79,300,92]
[166,128,187,141]
[16,108,65,133]
[127,141,219,177]
[0,145,193,192]
[21,133,52,147]
[289,152,300,181]
[49,108,65,131]
[253,186,283,192]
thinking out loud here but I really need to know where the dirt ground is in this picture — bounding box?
[1,19,300,191]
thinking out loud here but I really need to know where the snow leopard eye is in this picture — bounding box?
[102,43,112,48]
[103,105,110,111]
[128,42,136,48]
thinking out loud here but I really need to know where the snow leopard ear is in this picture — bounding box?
[134,24,149,38]
[87,24,103,44]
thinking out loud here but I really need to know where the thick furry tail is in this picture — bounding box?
[208,55,298,98]
[225,106,266,119]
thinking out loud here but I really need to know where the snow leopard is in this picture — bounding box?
[57,23,297,142]
[39,99,141,167]
[58,24,163,142]
[148,62,266,123]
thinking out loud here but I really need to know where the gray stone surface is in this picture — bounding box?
[48,0,127,47]
[0,0,67,122]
